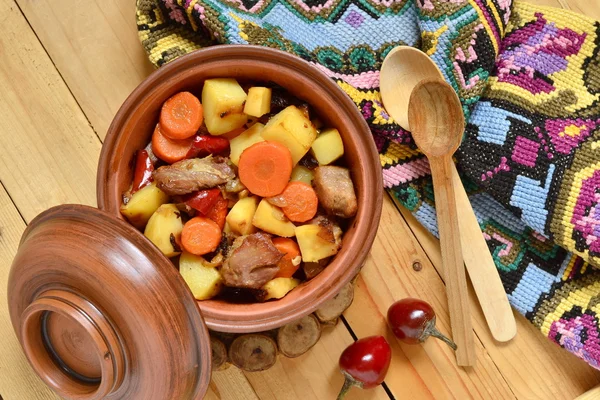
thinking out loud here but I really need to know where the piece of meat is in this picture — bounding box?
[313,166,358,218]
[221,233,284,289]
[303,258,330,280]
[153,156,235,196]
[310,215,343,245]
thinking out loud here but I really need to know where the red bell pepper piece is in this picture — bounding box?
[206,195,228,230]
[186,135,230,159]
[131,150,154,194]
[182,188,221,215]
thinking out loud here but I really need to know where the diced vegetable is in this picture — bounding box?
[202,78,248,135]
[152,124,194,164]
[226,196,259,235]
[181,216,222,255]
[278,181,318,223]
[229,123,265,165]
[144,203,185,257]
[260,106,317,165]
[180,252,223,300]
[295,224,341,262]
[243,87,272,117]
[131,150,154,194]
[121,183,169,229]
[252,199,296,237]
[238,141,293,197]
[185,135,230,159]
[311,128,344,165]
[245,116,259,129]
[290,165,314,185]
[206,195,228,230]
[159,92,203,140]
[258,277,300,301]
[272,238,302,278]
[182,188,221,214]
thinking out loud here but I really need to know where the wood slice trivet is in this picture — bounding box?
[208,281,355,371]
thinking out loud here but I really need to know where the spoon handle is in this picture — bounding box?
[451,164,517,342]
[430,156,476,367]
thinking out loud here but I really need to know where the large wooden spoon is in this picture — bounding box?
[408,79,476,366]
[380,46,516,343]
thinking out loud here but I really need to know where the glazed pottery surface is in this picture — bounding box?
[8,205,211,399]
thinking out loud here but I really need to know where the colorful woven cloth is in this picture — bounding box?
[136,0,600,368]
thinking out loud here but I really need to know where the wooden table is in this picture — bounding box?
[1,0,599,399]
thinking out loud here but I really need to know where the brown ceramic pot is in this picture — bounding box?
[8,45,382,400]
[98,45,383,333]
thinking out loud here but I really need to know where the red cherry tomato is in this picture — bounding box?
[387,298,457,350]
[337,335,391,399]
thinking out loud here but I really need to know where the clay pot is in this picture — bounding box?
[98,45,382,332]
[8,45,382,400]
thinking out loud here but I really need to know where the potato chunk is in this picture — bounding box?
[257,277,300,301]
[260,106,317,165]
[295,222,341,262]
[243,87,271,117]
[179,252,223,300]
[120,183,169,229]
[226,196,259,235]
[311,128,344,165]
[252,199,296,237]
[290,165,314,185]
[202,78,248,135]
[144,203,184,257]
[229,123,265,165]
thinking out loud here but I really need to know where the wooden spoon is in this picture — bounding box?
[380,46,516,343]
[408,79,476,366]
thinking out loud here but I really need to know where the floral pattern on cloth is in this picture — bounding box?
[135,0,600,369]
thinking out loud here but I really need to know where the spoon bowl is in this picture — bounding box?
[380,46,444,131]
[408,79,464,158]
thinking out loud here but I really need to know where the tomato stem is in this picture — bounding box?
[422,317,457,351]
[337,372,360,400]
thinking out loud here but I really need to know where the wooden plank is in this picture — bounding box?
[0,0,99,221]
[16,0,155,139]
[576,385,600,400]
[344,195,516,399]
[0,1,257,399]
[395,197,600,399]
[534,0,600,16]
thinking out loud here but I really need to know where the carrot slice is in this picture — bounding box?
[152,124,193,164]
[160,92,203,140]
[181,217,222,255]
[206,195,228,230]
[273,238,301,278]
[238,141,293,197]
[279,181,318,222]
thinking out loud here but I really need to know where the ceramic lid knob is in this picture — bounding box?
[8,205,211,400]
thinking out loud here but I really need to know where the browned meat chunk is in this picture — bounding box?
[221,233,283,289]
[311,215,343,245]
[153,156,235,196]
[313,166,358,218]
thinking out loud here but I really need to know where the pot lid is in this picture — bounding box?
[7,205,211,400]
